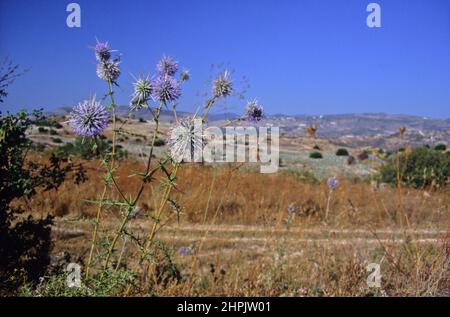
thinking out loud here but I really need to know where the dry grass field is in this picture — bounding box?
[17,152,449,296]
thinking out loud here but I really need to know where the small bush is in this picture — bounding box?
[154,138,166,147]
[434,144,446,151]
[51,138,63,144]
[55,137,126,160]
[38,127,48,133]
[309,151,323,159]
[49,129,58,135]
[335,148,349,156]
[138,117,146,123]
[357,152,369,161]
[313,145,321,150]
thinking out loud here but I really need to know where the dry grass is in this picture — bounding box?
[16,153,450,296]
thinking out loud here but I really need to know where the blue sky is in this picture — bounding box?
[1,0,450,118]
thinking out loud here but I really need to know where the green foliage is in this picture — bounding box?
[335,148,349,156]
[55,137,127,160]
[51,137,62,144]
[38,127,48,133]
[0,110,86,294]
[19,269,135,297]
[379,147,450,189]
[35,117,63,129]
[309,151,323,159]
[281,169,318,183]
[154,137,166,147]
[434,144,446,151]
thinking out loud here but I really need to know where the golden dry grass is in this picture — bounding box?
[16,153,450,296]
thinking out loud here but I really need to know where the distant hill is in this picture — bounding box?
[47,106,449,148]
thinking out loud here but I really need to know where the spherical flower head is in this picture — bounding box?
[96,59,121,82]
[244,99,264,122]
[212,70,233,98]
[94,42,111,62]
[178,246,190,256]
[287,203,296,215]
[157,56,178,76]
[180,70,190,82]
[130,77,153,110]
[168,117,203,163]
[153,75,181,105]
[327,176,339,190]
[67,98,109,137]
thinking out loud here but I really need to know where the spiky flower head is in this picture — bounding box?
[96,59,121,82]
[327,176,339,190]
[180,70,190,82]
[130,77,153,110]
[244,99,264,122]
[287,203,296,215]
[168,117,203,163]
[94,42,111,62]
[67,97,109,137]
[212,70,233,98]
[153,75,181,105]
[157,56,178,76]
[178,246,190,256]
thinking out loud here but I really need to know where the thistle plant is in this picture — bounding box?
[325,176,339,221]
[70,41,262,283]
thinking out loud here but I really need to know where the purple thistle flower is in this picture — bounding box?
[244,99,264,122]
[157,56,178,76]
[96,59,121,82]
[94,42,111,62]
[212,70,232,98]
[178,246,190,256]
[287,203,296,215]
[327,176,339,190]
[152,75,181,105]
[67,97,109,137]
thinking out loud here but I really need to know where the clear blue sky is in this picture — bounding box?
[1,0,450,118]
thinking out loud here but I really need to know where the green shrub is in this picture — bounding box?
[154,138,166,147]
[434,144,446,151]
[51,137,62,144]
[20,269,135,297]
[335,148,349,156]
[49,129,58,135]
[309,151,323,159]
[0,110,86,294]
[38,127,48,133]
[56,137,127,160]
[379,147,450,189]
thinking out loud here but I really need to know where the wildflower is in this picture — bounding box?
[327,176,339,190]
[244,99,264,122]
[168,118,203,163]
[96,59,121,82]
[67,97,109,137]
[178,246,190,256]
[287,203,296,215]
[130,77,153,110]
[180,69,190,82]
[94,41,111,62]
[212,70,232,98]
[153,75,181,105]
[157,56,178,76]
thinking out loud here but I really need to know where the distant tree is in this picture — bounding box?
[309,151,323,159]
[335,148,349,156]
